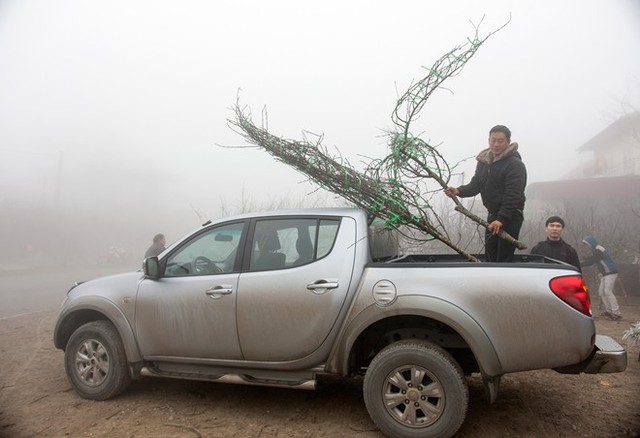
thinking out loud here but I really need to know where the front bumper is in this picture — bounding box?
[555,335,627,374]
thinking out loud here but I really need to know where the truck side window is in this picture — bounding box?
[164,222,244,277]
[317,219,340,258]
[249,218,341,271]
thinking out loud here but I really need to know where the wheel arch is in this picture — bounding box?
[326,295,503,377]
[54,298,141,363]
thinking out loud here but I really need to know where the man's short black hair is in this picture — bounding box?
[490,125,511,141]
[153,233,165,243]
[545,216,565,228]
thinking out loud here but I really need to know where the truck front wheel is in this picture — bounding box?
[64,320,131,400]
[363,340,468,438]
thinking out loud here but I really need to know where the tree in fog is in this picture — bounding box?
[230,21,525,262]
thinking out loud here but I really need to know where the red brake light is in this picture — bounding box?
[549,275,591,316]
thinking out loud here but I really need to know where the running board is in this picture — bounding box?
[139,366,317,390]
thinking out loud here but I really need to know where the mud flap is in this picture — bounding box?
[483,375,501,404]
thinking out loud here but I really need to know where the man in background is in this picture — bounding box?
[530,216,581,270]
[582,236,622,320]
[144,233,166,259]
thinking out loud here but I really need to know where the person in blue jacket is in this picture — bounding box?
[581,236,622,320]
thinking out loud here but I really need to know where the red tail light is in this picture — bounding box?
[549,275,591,316]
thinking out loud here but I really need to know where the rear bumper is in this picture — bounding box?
[586,335,627,373]
[555,335,627,374]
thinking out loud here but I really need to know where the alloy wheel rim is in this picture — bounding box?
[382,365,445,428]
[75,339,110,387]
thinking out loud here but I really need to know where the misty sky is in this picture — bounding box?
[1,0,640,249]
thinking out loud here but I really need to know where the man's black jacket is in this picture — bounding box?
[457,146,527,225]
[530,238,581,271]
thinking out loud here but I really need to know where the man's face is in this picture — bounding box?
[488,132,510,156]
[545,222,564,241]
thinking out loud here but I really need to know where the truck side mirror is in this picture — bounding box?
[143,256,161,279]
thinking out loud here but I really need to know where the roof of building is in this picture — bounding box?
[578,111,640,152]
[526,174,640,200]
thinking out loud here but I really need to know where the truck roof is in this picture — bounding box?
[201,207,367,226]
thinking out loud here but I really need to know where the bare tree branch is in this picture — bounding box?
[227,17,525,261]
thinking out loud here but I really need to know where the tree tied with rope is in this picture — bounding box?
[229,19,524,262]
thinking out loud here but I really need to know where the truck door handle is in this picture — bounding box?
[205,285,233,299]
[306,279,339,294]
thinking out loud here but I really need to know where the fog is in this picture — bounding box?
[1,0,639,265]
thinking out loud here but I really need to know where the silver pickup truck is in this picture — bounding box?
[53,208,626,438]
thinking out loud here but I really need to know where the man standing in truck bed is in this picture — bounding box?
[445,125,527,262]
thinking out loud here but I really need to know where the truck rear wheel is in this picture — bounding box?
[363,340,468,438]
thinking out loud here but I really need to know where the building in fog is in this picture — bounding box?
[526,111,640,214]
[567,111,640,178]
[525,111,640,294]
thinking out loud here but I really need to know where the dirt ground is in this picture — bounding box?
[1,301,639,438]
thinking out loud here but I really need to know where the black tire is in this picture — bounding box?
[64,320,132,400]
[363,340,469,438]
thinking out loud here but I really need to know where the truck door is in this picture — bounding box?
[135,222,246,360]
[237,216,357,361]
